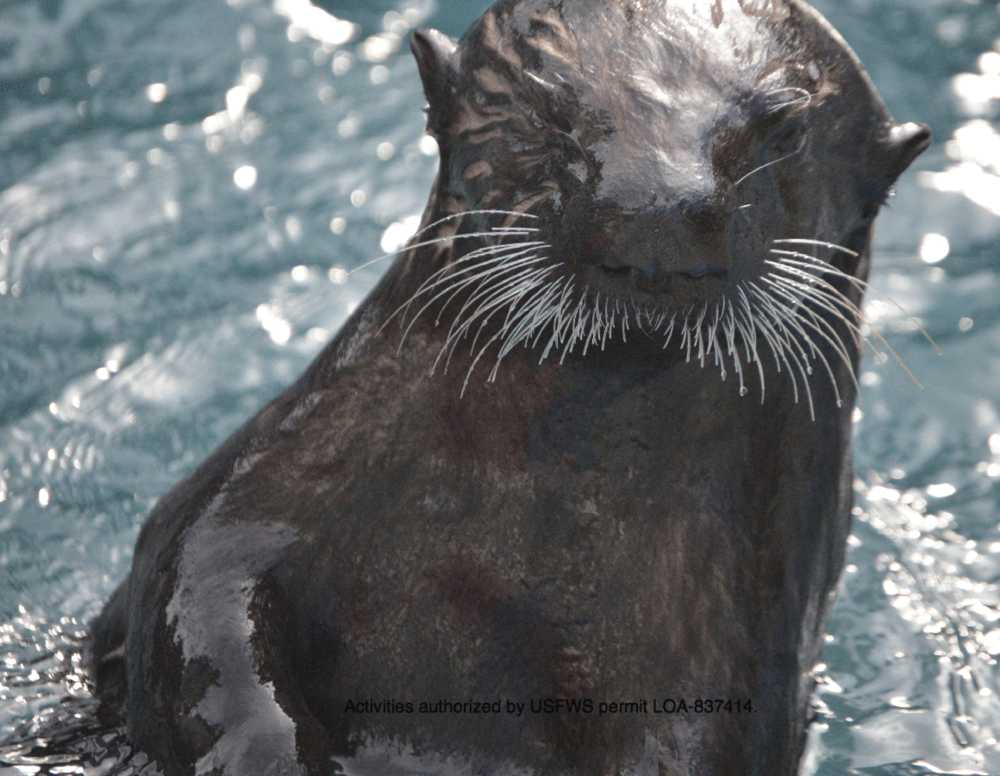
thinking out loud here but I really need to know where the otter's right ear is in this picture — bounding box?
[884,122,932,183]
[412,28,459,133]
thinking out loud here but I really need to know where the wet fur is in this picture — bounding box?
[90,1,929,774]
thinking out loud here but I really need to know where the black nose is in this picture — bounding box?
[568,188,732,283]
[679,196,726,235]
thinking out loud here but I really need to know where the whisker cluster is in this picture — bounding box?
[380,212,933,420]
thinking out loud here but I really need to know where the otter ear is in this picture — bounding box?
[884,122,932,182]
[412,28,459,132]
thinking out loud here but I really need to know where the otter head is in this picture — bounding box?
[406,0,930,400]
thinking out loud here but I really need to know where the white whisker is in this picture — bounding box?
[757,282,845,408]
[383,242,546,332]
[446,263,555,361]
[766,271,921,387]
[734,135,807,188]
[394,250,549,350]
[761,276,858,393]
[412,209,538,243]
[769,250,941,354]
[751,284,816,419]
[350,229,539,277]
[737,283,767,403]
[773,238,858,258]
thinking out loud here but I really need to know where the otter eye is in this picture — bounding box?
[759,87,812,120]
[522,107,548,132]
[546,110,574,136]
[522,103,573,137]
[554,127,588,162]
[766,117,808,159]
[752,87,810,137]
[751,92,809,159]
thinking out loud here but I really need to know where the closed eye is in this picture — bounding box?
[763,86,812,116]
[734,120,808,188]
[766,118,808,158]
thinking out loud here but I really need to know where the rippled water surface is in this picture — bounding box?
[0,0,998,774]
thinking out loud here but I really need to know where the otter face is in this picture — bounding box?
[407,0,930,403]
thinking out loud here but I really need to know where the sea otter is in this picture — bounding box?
[89,0,930,774]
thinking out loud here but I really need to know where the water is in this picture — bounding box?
[0,0,997,773]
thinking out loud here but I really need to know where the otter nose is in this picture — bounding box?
[669,195,729,277]
[568,185,732,284]
[612,195,730,280]
[678,195,726,237]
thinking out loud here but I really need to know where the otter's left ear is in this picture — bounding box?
[884,122,932,182]
[412,28,459,133]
